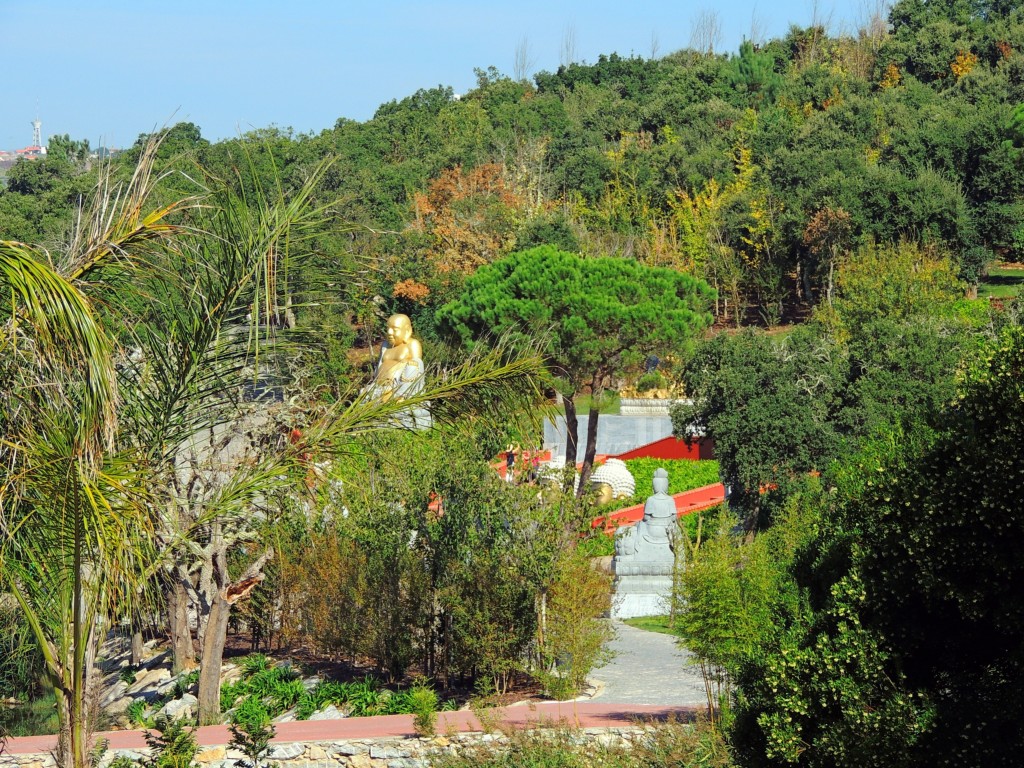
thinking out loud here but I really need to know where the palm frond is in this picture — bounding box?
[1,136,193,462]
[0,408,156,674]
[300,338,549,454]
[64,138,191,281]
[0,240,116,454]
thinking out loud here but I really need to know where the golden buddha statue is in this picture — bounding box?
[369,314,425,404]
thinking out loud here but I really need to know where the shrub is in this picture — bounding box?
[636,370,667,392]
[125,699,151,728]
[119,667,138,685]
[240,654,270,677]
[231,696,271,733]
[228,704,276,768]
[266,677,305,713]
[222,661,304,721]
[220,680,245,712]
[537,551,613,700]
[623,459,720,500]
[0,604,45,702]
[142,715,198,768]
[345,676,384,717]
[409,681,439,737]
[295,680,353,720]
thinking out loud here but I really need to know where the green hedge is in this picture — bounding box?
[623,458,720,499]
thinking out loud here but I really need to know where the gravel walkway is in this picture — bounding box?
[591,619,708,706]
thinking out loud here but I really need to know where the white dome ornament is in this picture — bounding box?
[590,458,636,505]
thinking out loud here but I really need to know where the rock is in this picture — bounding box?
[101,680,128,708]
[128,667,171,695]
[301,676,320,691]
[159,693,198,721]
[141,650,171,670]
[135,688,165,705]
[109,750,148,763]
[220,664,243,686]
[330,742,368,756]
[430,737,450,748]
[196,747,226,763]
[304,745,327,761]
[369,746,406,760]
[104,695,134,716]
[309,704,346,720]
[155,677,179,695]
[347,756,374,768]
[267,742,304,760]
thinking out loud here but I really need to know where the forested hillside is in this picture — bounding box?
[4,0,1023,356]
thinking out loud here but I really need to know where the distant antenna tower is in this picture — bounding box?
[31,118,42,148]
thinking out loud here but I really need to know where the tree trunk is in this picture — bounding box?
[167,579,195,673]
[55,684,87,768]
[196,552,271,726]
[563,394,580,491]
[131,631,144,668]
[197,592,231,726]
[576,378,603,497]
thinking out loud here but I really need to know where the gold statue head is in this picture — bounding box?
[593,482,614,506]
[386,314,413,346]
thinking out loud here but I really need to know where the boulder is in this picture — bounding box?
[158,693,198,721]
[100,680,128,709]
[127,667,171,695]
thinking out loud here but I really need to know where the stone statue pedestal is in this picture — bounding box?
[610,467,679,619]
[611,555,676,619]
[612,574,675,619]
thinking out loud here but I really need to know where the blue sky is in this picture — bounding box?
[2,0,865,150]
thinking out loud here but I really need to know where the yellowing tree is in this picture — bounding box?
[411,164,526,275]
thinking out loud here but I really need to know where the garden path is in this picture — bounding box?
[590,619,707,706]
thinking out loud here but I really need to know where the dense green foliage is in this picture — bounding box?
[260,426,608,700]
[7,0,1022,377]
[624,458,721,499]
[438,246,713,483]
[673,241,980,524]
[725,325,1024,766]
[142,716,199,768]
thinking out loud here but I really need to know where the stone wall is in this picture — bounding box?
[544,414,674,457]
[1,727,655,768]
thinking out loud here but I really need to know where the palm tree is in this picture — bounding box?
[0,142,186,768]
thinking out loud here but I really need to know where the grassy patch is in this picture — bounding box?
[561,391,621,415]
[623,615,678,636]
[0,689,59,736]
[979,265,1024,299]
